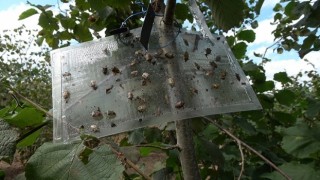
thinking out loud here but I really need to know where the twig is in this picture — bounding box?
[8,89,53,117]
[135,144,180,151]
[262,38,282,60]
[202,117,292,180]
[108,145,151,180]
[16,120,51,143]
[236,140,244,180]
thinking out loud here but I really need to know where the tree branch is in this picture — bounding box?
[163,0,176,25]
[135,144,180,151]
[236,140,244,180]
[202,117,292,180]
[108,145,151,180]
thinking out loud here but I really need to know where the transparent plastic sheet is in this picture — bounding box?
[51,26,261,142]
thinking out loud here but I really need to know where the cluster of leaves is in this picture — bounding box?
[0,26,51,109]
[272,0,320,58]
[19,0,150,49]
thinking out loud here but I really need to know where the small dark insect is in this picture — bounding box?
[90,80,98,90]
[184,51,189,62]
[91,107,102,118]
[112,66,120,75]
[205,48,212,57]
[138,104,147,112]
[62,72,71,77]
[63,90,70,103]
[128,92,133,100]
[106,85,113,94]
[241,82,246,85]
[168,77,175,87]
[131,70,138,76]
[215,55,221,62]
[102,66,108,75]
[90,124,99,132]
[141,79,147,86]
[130,60,137,66]
[220,70,227,80]
[145,53,153,62]
[111,123,116,127]
[194,62,201,70]
[210,61,218,69]
[139,118,142,122]
[165,52,174,59]
[191,88,198,94]
[216,36,221,40]
[235,73,241,81]
[175,101,185,109]
[212,83,220,89]
[106,110,116,116]
[183,39,189,46]
[79,125,85,129]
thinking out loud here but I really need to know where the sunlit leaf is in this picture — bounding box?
[19,8,38,20]
[237,30,256,43]
[205,0,245,31]
[273,72,292,84]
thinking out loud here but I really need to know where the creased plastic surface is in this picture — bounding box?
[51,28,261,142]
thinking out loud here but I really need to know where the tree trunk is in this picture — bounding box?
[154,0,201,179]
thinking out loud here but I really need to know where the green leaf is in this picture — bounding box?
[262,162,320,180]
[19,8,38,20]
[276,47,283,54]
[273,72,292,84]
[88,0,108,11]
[104,0,131,9]
[17,129,41,148]
[25,142,125,179]
[3,108,44,128]
[274,89,296,106]
[74,24,93,42]
[36,37,44,46]
[205,0,246,31]
[254,0,265,15]
[0,169,5,179]
[301,34,316,51]
[281,122,320,158]
[272,111,296,126]
[254,81,275,93]
[194,137,224,168]
[237,30,256,43]
[305,98,320,118]
[128,129,144,145]
[257,94,274,109]
[231,42,247,59]
[175,3,193,22]
[0,119,19,163]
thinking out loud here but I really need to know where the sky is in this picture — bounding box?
[0,0,319,81]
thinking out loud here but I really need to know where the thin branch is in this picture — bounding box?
[135,144,180,151]
[108,146,151,180]
[163,0,176,25]
[16,120,51,143]
[262,38,283,60]
[202,117,292,180]
[8,89,53,117]
[236,140,244,180]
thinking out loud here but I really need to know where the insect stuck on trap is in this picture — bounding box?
[63,90,70,103]
[90,80,98,90]
[175,101,185,109]
[91,107,103,120]
[112,66,121,75]
[102,65,108,75]
[90,124,100,132]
